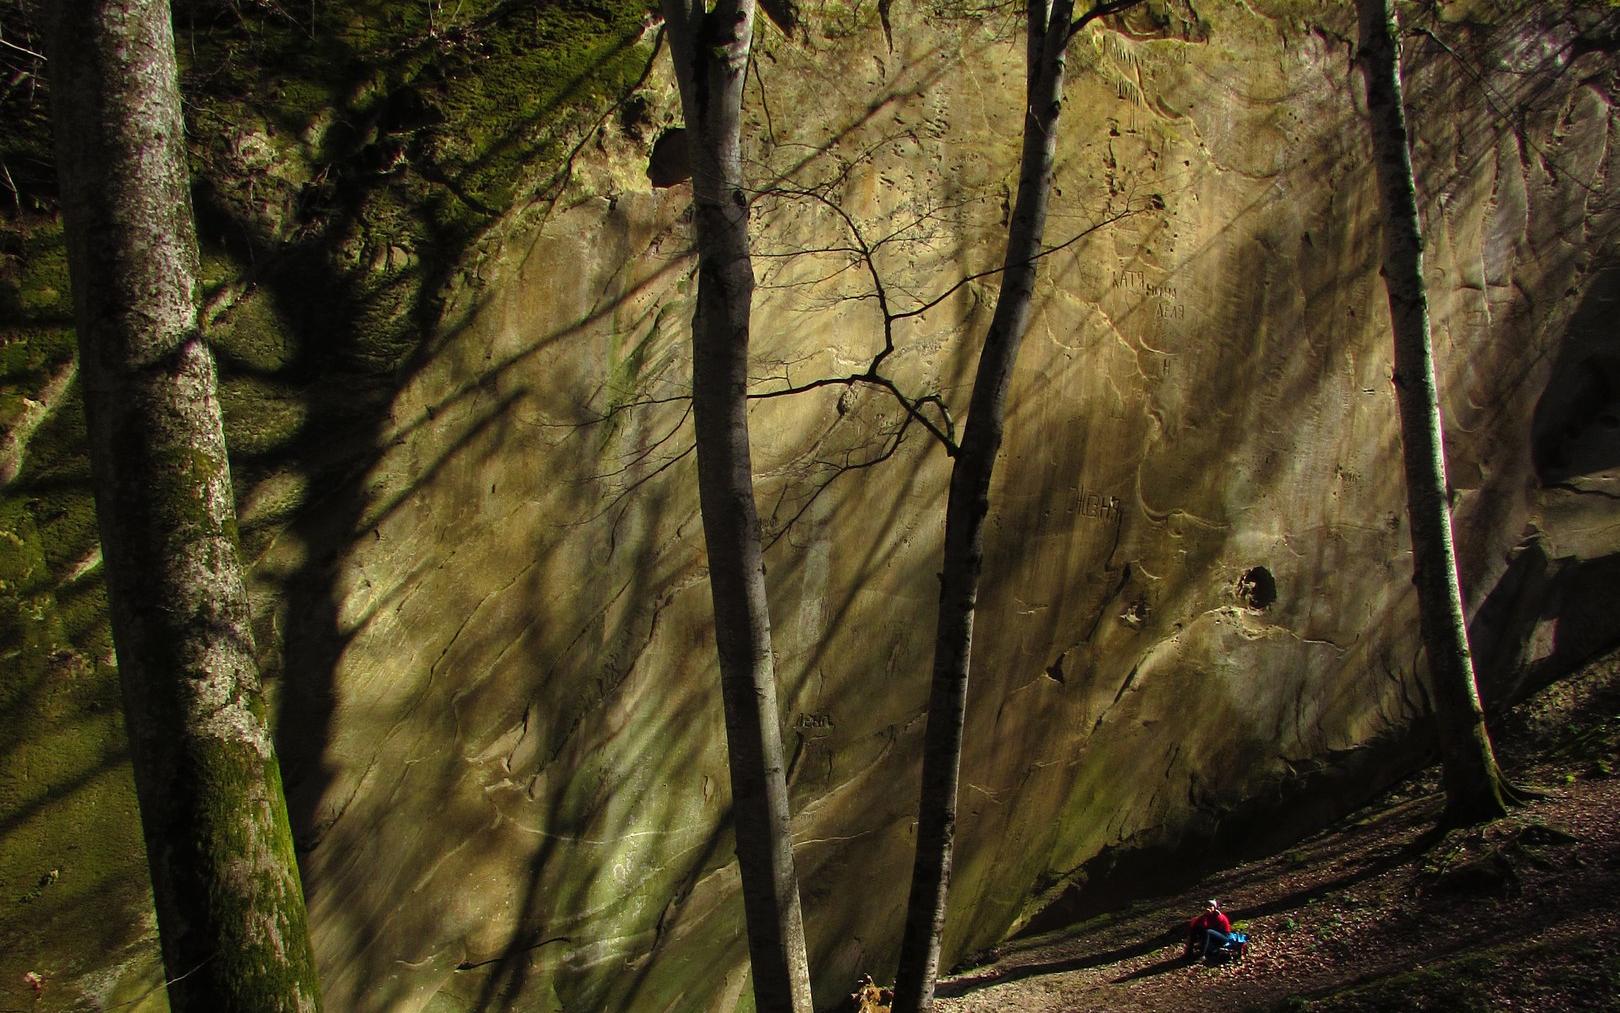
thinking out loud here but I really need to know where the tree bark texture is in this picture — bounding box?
[659,1,814,1010]
[1356,0,1509,824]
[892,2,1079,1008]
[39,1,323,1009]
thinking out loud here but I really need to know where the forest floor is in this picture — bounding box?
[893,649,1620,1013]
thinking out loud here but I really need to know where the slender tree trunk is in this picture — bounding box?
[892,2,1139,1007]
[659,2,813,1009]
[1356,0,1509,825]
[38,2,323,1010]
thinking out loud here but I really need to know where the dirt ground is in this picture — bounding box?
[906,652,1620,1013]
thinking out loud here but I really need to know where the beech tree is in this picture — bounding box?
[891,2,1145,1009]
[37,0,323,1008]
[1355,0,1513,824]
[658,0,815,1009]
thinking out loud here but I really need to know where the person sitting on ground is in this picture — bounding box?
[1186,898,1233,959]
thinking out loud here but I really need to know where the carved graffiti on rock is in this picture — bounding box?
[1077,482,1123,522]
[1114,269,1184,321]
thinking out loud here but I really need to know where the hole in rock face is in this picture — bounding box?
[647,128,691,188]
[1238,566,1277,610]
[619,95,653,141]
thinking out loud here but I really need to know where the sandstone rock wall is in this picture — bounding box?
[270,4,1619,1010]
[4,2,1618,1011]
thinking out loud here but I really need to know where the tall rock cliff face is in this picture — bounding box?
[3,2,1617,1011]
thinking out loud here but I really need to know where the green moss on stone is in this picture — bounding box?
[5,0,662,1006]
[33,493,99,580]
[0,488,153,1012]
[0,327,75,383]
[213,291,298,374]
[0,498,45,590]
[220,375,310,458]
[13,379,90,488]
[5,224,74,325]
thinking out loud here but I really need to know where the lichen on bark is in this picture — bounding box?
[38,0,323,1008]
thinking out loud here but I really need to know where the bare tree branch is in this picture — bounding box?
[763,409,914,552]
[1067,0,1146,42]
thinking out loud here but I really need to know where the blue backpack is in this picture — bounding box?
[1211,931,1249,962]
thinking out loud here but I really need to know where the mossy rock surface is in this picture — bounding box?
[0,1,655,1008]
[4,2,1620,1012]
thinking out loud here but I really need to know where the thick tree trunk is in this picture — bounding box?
[659,2,814,1010]
[892,2,1078,1009]
[1356,0,1509,825]
[39,2,323,1010]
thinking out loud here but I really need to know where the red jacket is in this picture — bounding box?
[1188,910,1231,937]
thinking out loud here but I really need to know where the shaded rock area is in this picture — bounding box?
[928,647,1620,1013]
[2,2,1619,1012]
